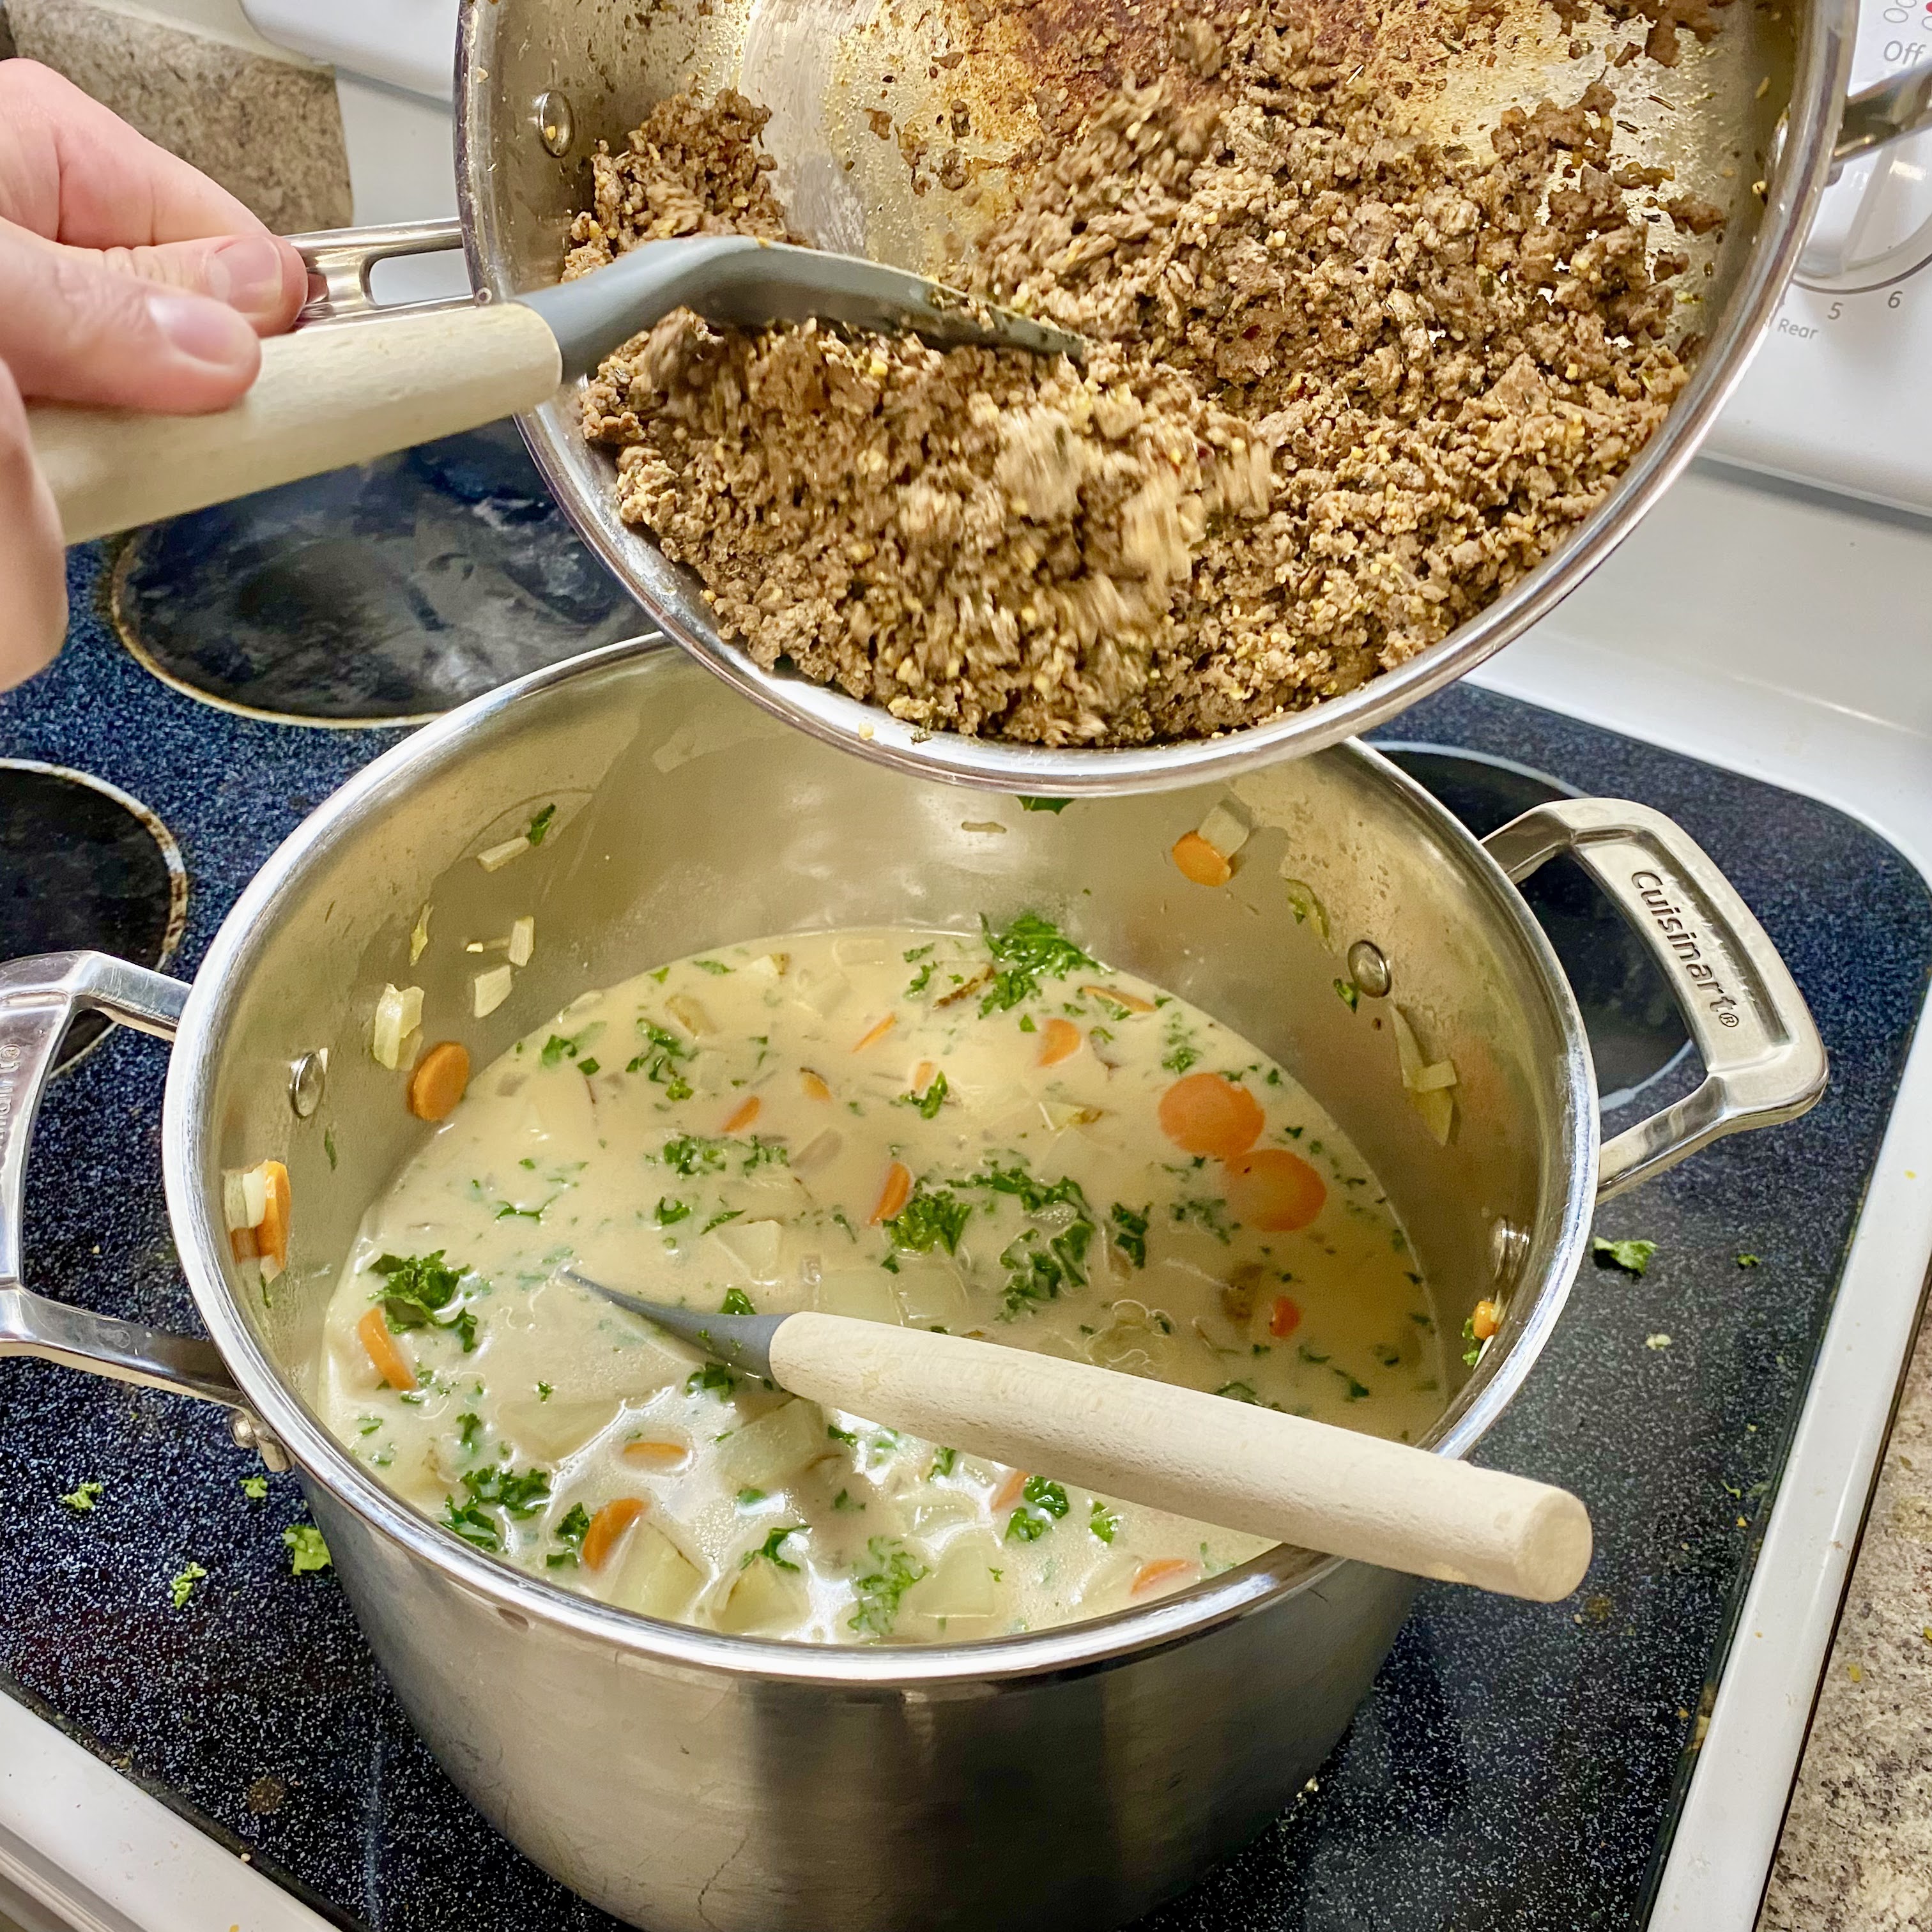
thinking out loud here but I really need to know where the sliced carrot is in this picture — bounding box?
[991,1468,1029,1512]
[1471,1298,1501,1342]
[408,1042,470,1122]
[1131,1556,1200,1597]
[620,1439,689,1469]
[723,1094,762,1134]
[1036,1017,1082,1067]
[1171,832,1233,888]
[870,1159,912,1225]
[800,1068,832,1101]
[852,1013,896,1052]
[1268,1294,1302,1339]
[1157,1073,1264,1159]
[357,1305,416,1391]
[1081,983,1156,1014]
[1223,1148,1326,1233]
[581,1496,648,1572]
[256,1161,292,1271]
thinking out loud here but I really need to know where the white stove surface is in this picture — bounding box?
[11,8,1932,1929]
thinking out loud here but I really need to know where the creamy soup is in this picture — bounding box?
[322,919,1443,1643]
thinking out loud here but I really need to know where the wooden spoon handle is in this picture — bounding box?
[769,1314,1591,1602]
[29,302,562,544]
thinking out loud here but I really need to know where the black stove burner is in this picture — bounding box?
[109,424,644,724]
[1377,744,1692,1107]
[0,760,184,1071]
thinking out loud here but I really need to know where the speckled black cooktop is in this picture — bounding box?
[1,455,1926,1932]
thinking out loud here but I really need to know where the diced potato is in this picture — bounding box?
[795,971,851,1018]
[910,1492,979,1537]
[746,952,790,978]
[815,1269,904,1326]
[714,1399,829,1492]
[507,916,535,967]
[833,934,891,967]
[668,994,716,1036]
[1195,799,1252,859]
[1039,1100,1104,1133]
[703,1218,784,1284]
[602,1519,702,1620]
[223,1164,268,1232]
[902,1534,999,1630]
[893,1260,970,1329]
[1071,1550,1142,1608]
[691,1050,727,1094]
[716,1551,808,1635]
[498,1397,619,1463]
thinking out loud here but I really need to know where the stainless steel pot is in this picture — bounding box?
[0,641,1823,1931]
[342,0,1921,795]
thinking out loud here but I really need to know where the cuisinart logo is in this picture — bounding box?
[1631,871,1742,1029]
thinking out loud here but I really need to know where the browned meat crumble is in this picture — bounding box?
[572,13,1696,746]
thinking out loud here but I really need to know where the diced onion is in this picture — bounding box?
[507,916,535,967]
[714,1399,826,1492]
[1039,1100,1104,1133]
[408,904,432,965]
[473,965,513,1018]
[222,1165,266,1231]
[815,1269,903,1324]
[709,1218,783,1281]
[1195,799,1252,859]
[477,835,530,873]
[903,1537,999,1625]
[371,984,422,1070]
[746,951,790,979]
[1390,1006,1457,1145]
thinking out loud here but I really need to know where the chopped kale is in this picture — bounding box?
[1161,1015,1202,1075]
[59,1480,103,1513]
[847,1537,926,1635]
[977,912,1100,1015]
[897,1069,949,1119]
[169,1563,207,1609]
[887,1185,972,1256]
[746,1525,804,1572]
[687,1361,738,1398]
[1016,797,1072,813]
[371,1250,477,1352]
[656,1197,691,1225]
[1110,1202,1151,1268]
[1216,1380,1261,1404]
[1333,1368,1371,1401]
[930,1446,958,1478]
[1089,1499,1121,1544]
[525,803,556,846]
[283,1524,332,1575]
[240,1476,269,1501]
[659,1135,730,1177]
[323,1126,338,1171]
[1460,1315,1482,1367]
[541,1026,601,1069]
[737,1488,767,1508]
[720,1287,756,1315]
[693,959,732,975]
[546,1504,592,1568]
[627,1020,694,1100]
[1006,1476,1070,1542]
[1591,1236,1657,1277]
[1333,978,1360,1011]
[702,1208,744,1234]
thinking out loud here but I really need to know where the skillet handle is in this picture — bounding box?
[1482,801,1827,1200]
[0,952,285,1462]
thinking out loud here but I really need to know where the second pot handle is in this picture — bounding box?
[1483,801,1827,1200]
[0,953,282,1459]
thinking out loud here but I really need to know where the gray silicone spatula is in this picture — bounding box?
[560,1266,1593,1605]
[30,233,1086,544]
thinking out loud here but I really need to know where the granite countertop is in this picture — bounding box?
[1759,1298,1932,1931]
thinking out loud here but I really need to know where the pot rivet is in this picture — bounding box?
[536,90,574,157]
[288,1051,326,1119]
[1489,1217,1529,1289]
[1346,940,1391,999]
[231,1411,292,1474]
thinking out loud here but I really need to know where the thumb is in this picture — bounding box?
[92,230,307,336]
[0,217,263,413]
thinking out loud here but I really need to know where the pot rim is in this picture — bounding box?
[160,637,1598,1687]
[452,0,1853,795]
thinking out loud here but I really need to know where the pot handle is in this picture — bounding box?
[1482,801,1827,1200]
[0,952,286,1462]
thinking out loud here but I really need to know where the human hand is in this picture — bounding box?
[0,61,309,688]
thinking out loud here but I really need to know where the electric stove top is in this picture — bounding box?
[1,436,1927,1932]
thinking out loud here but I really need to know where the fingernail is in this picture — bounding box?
[204,233,290,318]
[146,289,256,369]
